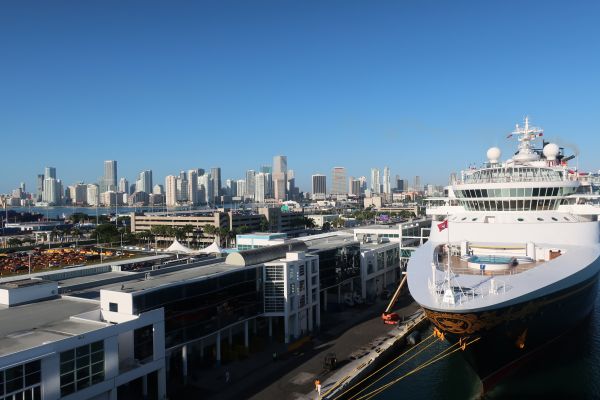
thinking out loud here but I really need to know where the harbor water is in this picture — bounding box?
[369,285,600,399]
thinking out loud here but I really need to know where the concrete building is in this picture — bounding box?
[383,166,391,195]
[349,177,361,197]
[86,184,100,207]
[44,167,56,180]
[255,172,267,203]
[136,170,153,194]
[245,170,256,198]
[311,174,326,200]
[36,174,44,202]
[42,178,61,205]
[165,176,177,207]
[236,233,287,250]
[273,155,287,201]
[210,167,221,202]
[236,179,246,198]
[187,170,198,206]
[68,183,88,205]
[198,173,213,205]
[331,167,346,196]
[118,178,129,194]
[152,184,163,195]
[371,168,381,194]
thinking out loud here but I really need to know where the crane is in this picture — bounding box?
[381,273,408,325]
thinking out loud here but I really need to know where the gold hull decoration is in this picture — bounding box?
[424,278,597,335]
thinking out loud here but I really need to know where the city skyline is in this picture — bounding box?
[2,2,600,193]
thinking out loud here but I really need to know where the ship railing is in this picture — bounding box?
[460,175,564,184]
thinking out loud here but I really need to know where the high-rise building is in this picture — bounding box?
[370,168,381,194]
[44,167,56,180]
[211,167,221,202]
[198,173,213,204]
[245,170,256,197]
[331,167,346,195]
[348,177,361,196]
[383,166,391,194]
[176,172,188,202]
[312,174,327,196]
[153,184,164,195]
[187,170,198,205]
[255,172,267,202]
[42,178,61,205]
[260,165,272,174]
[273,155,288,200]
[225,179,237,197]
[102,161,117,192]
[414,176,421,192]
[69,183,88,205]
[359,176,368,194]
[86,184,99,206]
[36,174,44,202]
[165,175,178,206]
[236,179,246,197]
[136,170,153,194]
[119,178,129,194]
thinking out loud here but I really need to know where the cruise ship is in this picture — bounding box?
[407,118,600,389]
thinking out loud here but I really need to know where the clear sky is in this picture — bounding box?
[1,0,600,193]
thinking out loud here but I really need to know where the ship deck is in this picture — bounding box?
[437,254,543,277]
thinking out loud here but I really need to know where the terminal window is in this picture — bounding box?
[60,341,105,396]
[0,360,41,400]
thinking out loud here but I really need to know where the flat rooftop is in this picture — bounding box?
[0,298,101,357]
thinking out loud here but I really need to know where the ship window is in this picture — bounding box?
[517,200,524,210]
[517,218,524,222]
[552,217,558,221]
[537,217,544,221]
[563,217,569,221]
[510,188,517,197]
[517,188,525,197]
[553,187,559,196]
[532,188,539,196]
[502,188,509,197]
[462,217,467,221]
[525,188,533,196]
[472,218,478,221]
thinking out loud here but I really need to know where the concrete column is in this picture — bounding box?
[182,344,189,384]
[216,331,222,366]
[284,315,290,344]
[308,306,314,331]
[268,317,273,338]
[294,313,300,338]
[142,374,148,399]
[157,367,167,400]
[109,388,118,400]
[244,320,249,348]
[316,304,321,328]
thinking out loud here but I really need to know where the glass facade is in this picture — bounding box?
[463,167,564,184]
[60,341,105,397]
[313,243,361,290]
[454,186,577,211]
[133,268,264,347]
[0,360,41,400]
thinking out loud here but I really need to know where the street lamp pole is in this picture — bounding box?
[28,253,31,277]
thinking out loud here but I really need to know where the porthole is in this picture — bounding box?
[517,218,524,222]
[563,217,569,221]
[472,218,478,221]
[551,217,558,221]
[537,217,544,221]
[462,217,467,221]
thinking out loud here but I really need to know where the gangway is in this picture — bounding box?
[381,273,408,325]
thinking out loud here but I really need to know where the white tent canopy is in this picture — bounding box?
[198,242,222,254]
[166,239,197,254]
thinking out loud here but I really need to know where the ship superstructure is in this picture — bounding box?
[407,118,600,387]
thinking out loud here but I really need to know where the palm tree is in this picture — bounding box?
[71,227,81,247]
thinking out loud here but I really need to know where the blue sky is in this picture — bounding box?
[1,1,600,193]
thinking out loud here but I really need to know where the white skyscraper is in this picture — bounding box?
[153,184,164,195]
[118,178,129,194]
[42,178,61,205]
[103,160,117,192]
[136,170,153,194]
[86,184,99,206]
[187,170,198,205]
[370,168,381,194]
[255,172,267,202]
[236,179,246,197]
[273,155,288,200]
[245,170,256,197]
[383,166,391,194]
[165,175,178,206]
[198,173,213,204]
[312,174,327,196]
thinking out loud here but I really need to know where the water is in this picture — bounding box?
[369,286,600,399]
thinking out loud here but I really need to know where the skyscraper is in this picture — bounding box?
[331,167,346,195]
[86,184,99,206]
[36,174,44,202]
[414,175,421,192]
[103,160,117,192]
[187,170,198,205]
[136,170,153,194]
[236,179,246,197]
[42,178,61,205]
[383,166,391,194]
[273,155,287,200]
[349,177,361,197]
[118,178,129,194]
[312,174,327,196]
[245,170,256,197]
[370,168,381,194]
[211,167,221,202]
[255,172,267,202]
[44,167,56,180]
[165,175,178,206]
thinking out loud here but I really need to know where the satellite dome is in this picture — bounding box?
[487,147,502,163]
[543,143,560,160]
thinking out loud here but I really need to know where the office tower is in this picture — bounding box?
[210,167,221,201]
[236,179,246,197]
[165,175,178,206]
[193,168,205,177]
[36,174,44,202]
[286,176,295,200]
[272,155,287,200]
[312,174,327,195]
[225,179,237,197]
[153,184,164,195]
[118,178,129,194]
[349,177,361,196]
[42,178,61,205]
[69,183,87,205]
[287,169,295,180]
[260,165,272,174]
[44,167,56,180]
[255,172,267,202]
[359,176,368,194]
[198,173,213,204]
[245,170,256,197]
[176,172,188,202]
[383,166,391,194]
[414,175,421,192]
[135,170,153,194]
[331,167,346,195]
[102,160,117,192]
[19,182,25,193]
[86,184,99,206]
[371,168,381,194]
[187,170,198,205]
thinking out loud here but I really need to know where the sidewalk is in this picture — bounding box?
[184,297,420,400]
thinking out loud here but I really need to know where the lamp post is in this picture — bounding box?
[28,253,32,277]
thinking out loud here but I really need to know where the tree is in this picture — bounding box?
[304,217,316,229]
[7,237,22,247]
[322,222,331,232]
[259,216,270,232]
[71,227,82,246]
[94,223,119,244]
[331,216,345,229]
